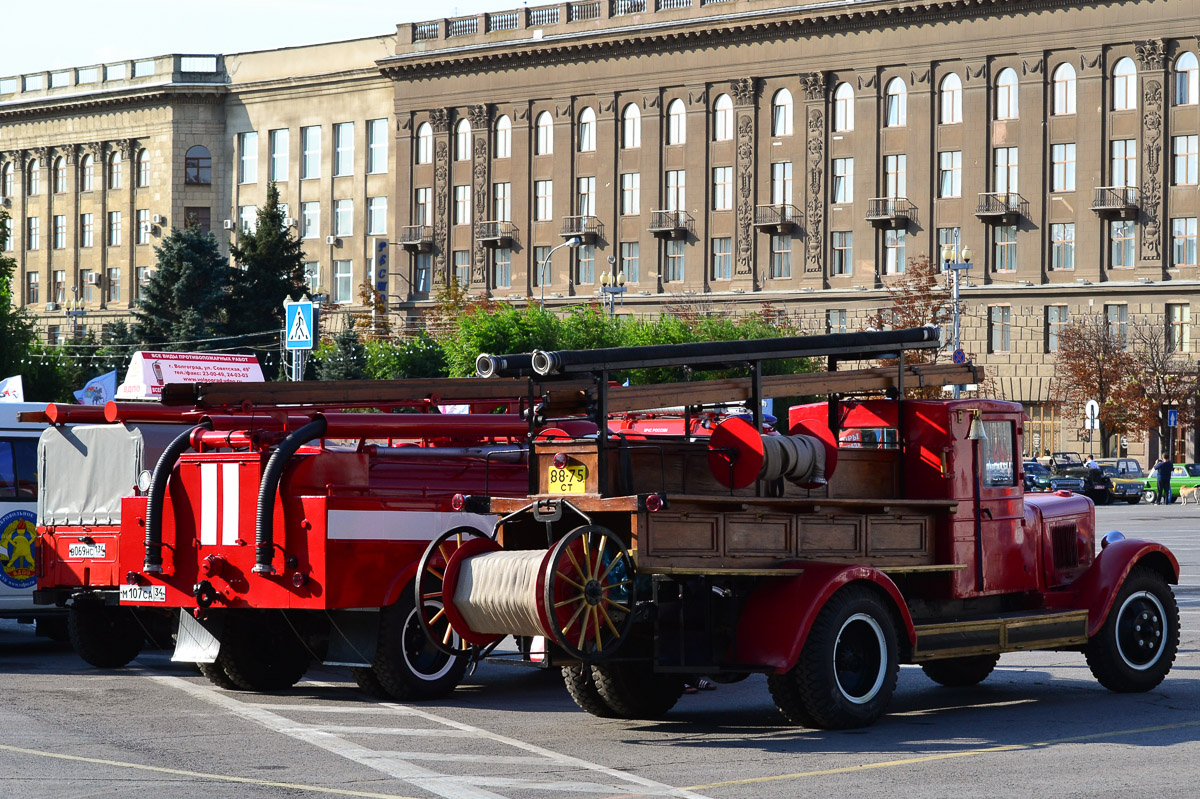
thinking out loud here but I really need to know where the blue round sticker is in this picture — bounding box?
[0,509,38,590]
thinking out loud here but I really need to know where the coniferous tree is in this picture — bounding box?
[133,222,231,350]
[229,183,308,346]
[315,328,367,381]
[0,210,38,378]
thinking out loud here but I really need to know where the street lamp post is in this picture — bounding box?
[539,236,582,305]
[599,269,627,317]
[941,237,973,400]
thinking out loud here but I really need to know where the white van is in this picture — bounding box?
[0,402,56,631]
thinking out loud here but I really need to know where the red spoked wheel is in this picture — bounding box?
[540,524,636,662]
[415,526,495,657]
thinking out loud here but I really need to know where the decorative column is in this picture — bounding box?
[121,138,137,311]
[469,103,492,288]
[730,77,759,291]
[1135,39,1167,269]
[800,72,827,279]
[428,108,451,285]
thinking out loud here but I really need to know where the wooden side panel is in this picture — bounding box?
[867,515,931,561]
[725,513,793,557]
[797,515,863,556]
[644,512,721,558]
[826,449,899,499]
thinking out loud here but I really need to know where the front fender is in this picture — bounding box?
[1048,537,1180,637]
[734,563,915,673]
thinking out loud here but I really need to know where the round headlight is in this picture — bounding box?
[137,470,153,492]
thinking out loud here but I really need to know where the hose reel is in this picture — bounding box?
[707,416,836,490]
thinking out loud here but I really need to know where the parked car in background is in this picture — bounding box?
[1093,458,1145,505]
[1023,460,1086,494]
[1142,463,1200,503]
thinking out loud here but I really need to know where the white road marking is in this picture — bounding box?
[295,726,483,738]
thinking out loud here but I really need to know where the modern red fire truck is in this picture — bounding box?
[417,327,1180,729]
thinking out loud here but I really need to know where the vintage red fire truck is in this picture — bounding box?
[417,327,1181,729]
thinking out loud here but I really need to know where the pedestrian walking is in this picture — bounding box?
[1154,457,1174,504]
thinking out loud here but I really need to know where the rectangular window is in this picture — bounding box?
[301,202,320,239]
[577,177,596,216]
[827,309,847,334]
[832,158,853,204]
[989,305,1011,353]
[367,197,387,235]
[238,205,256,234]
[770,234,791,278]
[619,241,639,283]
[576,244,595,285]
[1106,304,1129,347]
[495,120,511,159]
[492,182,511,222]
[1168,303,1191,353]
[415,253,432,293]
[136,209,149,245]
[454,250,471,285]
[1051,223,1075,270]
[81,270,95,303]
[1173,217,1198,267]
[135,266,149,300]
[184,207,211,234]
[534,180,553,222]
[107,211,121,246]
[334,199,353,237]
[831,231,852,275]
[665,239,685,282]
[884,154,906,198]
[1175,135,1199,185]
[884,229,905,274]
[533,246,551,288]
[25,273,38,305]
[1046,305,1069,352]
[938,150,962,198]
[414,188,432,226]
[367,118,387,174]
[937,227,961,265]
[711,166,733,211]
[301,126,321,179]
[1111,220,1136,267]
[493,248,512,288]
[770,162,792,206]
[53,215,66,249]
[303,262,321,294]
[994,147,1018,193]
[994,225,1017,271]
[333,260,353,303]
[620,173,640,216]
[106,267,120,303]
[80,213,93,248]
[239,131,258,184]
[711,237,732,280]
[665,170,685,213]
[1112,139,1137,188]
[25,217,39,250]
[1,217,10,252]
[334,122,354,176]
[980,421,1016,487]
[269,129,289,181]
[1051,143,1076,192]
[454,185,470,225]
[53,270,65,303]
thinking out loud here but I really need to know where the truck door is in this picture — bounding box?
[977,416,1037,593]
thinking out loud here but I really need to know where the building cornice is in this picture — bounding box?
[0,83,226,122]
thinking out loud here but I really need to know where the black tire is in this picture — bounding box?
[1126,496,1140,505]
[920,654,1000,687]
[68,603,144,668]
[767,670,818,727]
[1085,566,1179,693]
[198,660,239,690]
[590,661,685,719]
[783,585,900,730]
[350,666,391,699]
[217,613,310,692]
[373,588,468,701]
[562,664,619,718]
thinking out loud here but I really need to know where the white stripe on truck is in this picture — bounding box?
[327,510,496,542]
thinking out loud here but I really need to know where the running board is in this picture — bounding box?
[911,609,1089,662]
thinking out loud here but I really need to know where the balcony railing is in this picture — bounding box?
[1091,186,1139,220]
[753,204,802,235]
[975,192,1028,225]
[446,17,479,37]
[569,1,602,21]
[476,220,518,248]
[865,197,913,229]
[659,0,692,9]
[528,7,561,26]
[561,215,604,244]
[487,11,521,32]
[413,22,440,42]
[398,224,434,253]
[648,209,694,239]
[612,0,647,14]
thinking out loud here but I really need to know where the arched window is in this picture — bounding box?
[996,68,1019,119]
[80,154,94,191]
[939,73,962,124]
[494,115,512,159]
[184,145,211,185]
[53,157,66,193]
[136,148,150,187]
[578,107,596,152]
[536,111,554,155]
[884,78,907,127]
[455,119,471,161]
[622,103,641,149]
[771,89,793,137]
[1052,63,1077,115]
[833,83,854,131]
[108,151,122,190]
[26,159,40,196]
[666,99,686,145]
[416,123,433,164]
[1113,58,1137,111]
[1175,52,1199,106]
[0,163,11,198]
[713,94,734,141]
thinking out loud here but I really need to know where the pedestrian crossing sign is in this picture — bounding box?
[285,302,315,350]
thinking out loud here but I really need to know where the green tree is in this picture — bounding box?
[133,223,231,349]
[0,210,38,383]
[364,333,447,380]
[228,183,308,345]
[315,328,367,381]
